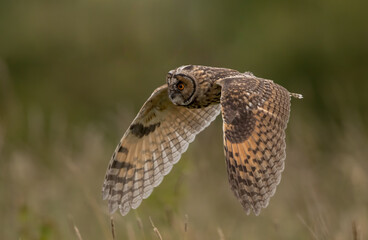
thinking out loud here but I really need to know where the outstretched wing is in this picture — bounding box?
[216,75,292,215]
[102,84,221,216]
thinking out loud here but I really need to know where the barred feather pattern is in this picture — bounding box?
[102,84,221,216]
[217,76,291,215]
[103,65,302,217]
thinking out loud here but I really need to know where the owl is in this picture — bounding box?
[102,65,302,216]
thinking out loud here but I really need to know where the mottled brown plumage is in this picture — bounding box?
[102,65,302,216]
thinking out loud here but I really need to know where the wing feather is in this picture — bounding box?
[142,134,155,198]
[217,75,292,215]
[102,84,221,216]
[152,132,165,187]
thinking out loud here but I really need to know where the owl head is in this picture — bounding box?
[166,65,198,106]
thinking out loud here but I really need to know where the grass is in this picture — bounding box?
[1,98,366,239]
[1,0,367,239]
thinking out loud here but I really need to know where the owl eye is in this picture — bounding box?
[177,82,185,91]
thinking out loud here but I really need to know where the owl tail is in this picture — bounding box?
[290,92,303,99]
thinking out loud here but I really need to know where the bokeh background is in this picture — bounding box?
[1,0,367,239]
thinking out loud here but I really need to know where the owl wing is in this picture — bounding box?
[216,75,292,215]
[102,84,221,216]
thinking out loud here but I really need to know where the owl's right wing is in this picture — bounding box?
[216,75,293,215]
[102,84,221,216]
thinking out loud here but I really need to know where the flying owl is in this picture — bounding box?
[102,65,302,216]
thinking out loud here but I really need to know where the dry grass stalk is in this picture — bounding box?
[136,215,144,231]
[217,227,225,240]
[149,216,163,240]
[352,221,359,240]
[110,216,116,240]
[68,215,83,240]
[297,214,319,240]
[184,214,189,233]
[73,223,83,240]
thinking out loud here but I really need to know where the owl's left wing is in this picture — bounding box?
[216,75,293,215]
[102,84,221,216]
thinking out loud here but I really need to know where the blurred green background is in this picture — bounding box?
[1,0,367,239]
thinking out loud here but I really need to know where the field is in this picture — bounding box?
[0,0,367,239]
